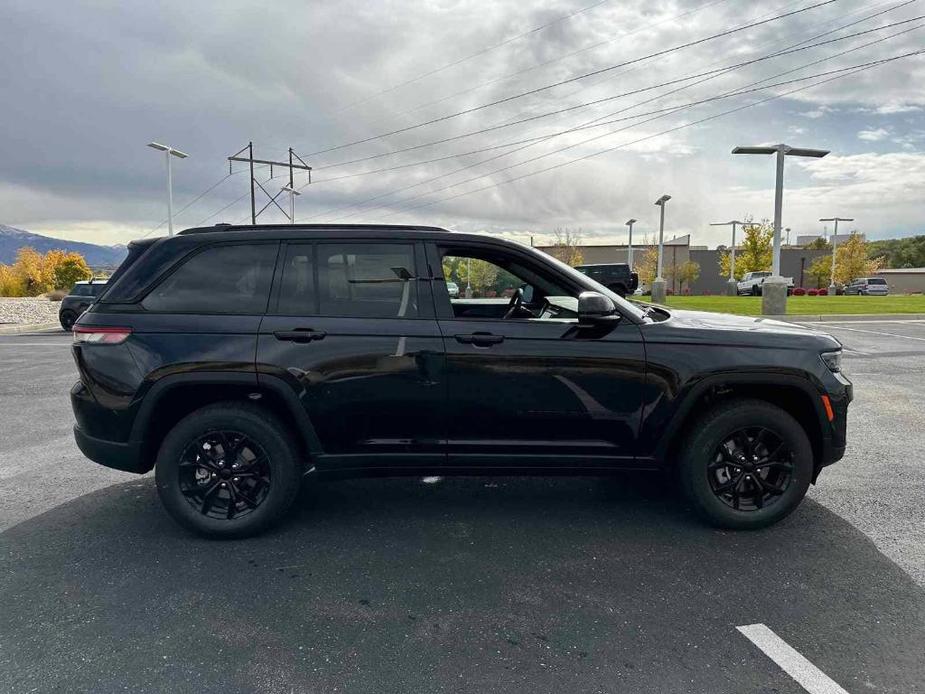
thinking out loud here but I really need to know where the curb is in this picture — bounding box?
[0,322,63,335]
[764,313,925,323]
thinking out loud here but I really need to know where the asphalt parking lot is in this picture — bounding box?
[1,322,924,693]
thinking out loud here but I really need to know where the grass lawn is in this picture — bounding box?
[635,294,925,316]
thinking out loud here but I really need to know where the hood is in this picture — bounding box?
[645,307,841,350]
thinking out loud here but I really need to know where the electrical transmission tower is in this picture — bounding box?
[227,143,312,223]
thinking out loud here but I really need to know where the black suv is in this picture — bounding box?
[574,263,639,296]
[59,279,108,330]
[71,224,851,538]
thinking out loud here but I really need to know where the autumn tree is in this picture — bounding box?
[547,227,584,267]
[635,236,659,287]
[718,220,773,280]
[833,233,882,285]
[803,237,831,250]
[47,250,92,289]
[0,248,93,296]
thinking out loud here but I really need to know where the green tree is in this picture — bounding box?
[867,235,925,268]
[676,260,701,292]
[47,250,92,289]
[803,237,831,250]
[834,234,883,285]
[636,237,658,287]
[718,221,772,280]
[807,255,832,288]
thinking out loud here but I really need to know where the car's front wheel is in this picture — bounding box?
[678,399,813,529]
[155,402,302,538]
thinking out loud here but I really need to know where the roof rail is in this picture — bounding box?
[176,223,450,236]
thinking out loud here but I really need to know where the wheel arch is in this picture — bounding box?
[656,374,830,478]
[129,372,321,473]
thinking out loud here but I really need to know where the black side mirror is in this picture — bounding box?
[578,291,618,328]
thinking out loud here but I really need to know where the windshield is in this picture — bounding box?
[518,242,649,321]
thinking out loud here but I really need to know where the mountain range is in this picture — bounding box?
[0,224,128,268]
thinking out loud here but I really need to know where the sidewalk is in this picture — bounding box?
[766,313,925,323]
[0,322,62,335]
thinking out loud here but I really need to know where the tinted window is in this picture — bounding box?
[317,243,417,318]
[89,283,107,297]
[277,243,316,314]
[142,243,277,314]
[868,278,887,285]
[70,284,92,297]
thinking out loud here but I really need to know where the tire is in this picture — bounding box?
[59,310,77,331]
[750,285,761,297]
[678,399,813,530]
[155,402,302,538]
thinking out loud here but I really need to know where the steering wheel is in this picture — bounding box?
[503,287,526,320]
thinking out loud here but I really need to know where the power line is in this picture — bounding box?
[302,0,839,158]
[375,49,924,220]
[397,0,736,118]
[302,8,920,221]
[312,8,921,174]
[144,172,237,236]
[333,0,612,115]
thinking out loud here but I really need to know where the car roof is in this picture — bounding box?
[177,223,450,236]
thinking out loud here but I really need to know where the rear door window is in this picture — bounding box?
[317,243,418,318]
[142,243,278,314]
[867,278,887,285]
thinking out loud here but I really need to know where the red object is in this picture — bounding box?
[818,288,828,296]
[792,287,806,296]
[807,289,818,296]
[820,395,834,422]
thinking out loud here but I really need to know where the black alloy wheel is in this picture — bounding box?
[178,431,271,520]
[707,427,793,512]
[60,310,77,331]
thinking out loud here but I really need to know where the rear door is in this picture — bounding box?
[257,239,446,469]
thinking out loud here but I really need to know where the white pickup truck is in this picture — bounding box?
[736,271,795,296]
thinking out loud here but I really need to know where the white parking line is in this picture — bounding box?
[737,624,849,694]
[817,325,925,342]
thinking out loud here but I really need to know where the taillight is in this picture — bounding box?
[73,326,132,344]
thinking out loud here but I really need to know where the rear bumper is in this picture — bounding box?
[73,425,147,474]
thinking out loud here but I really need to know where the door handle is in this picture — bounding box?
[274,329,327,343]
[455,332,504,346]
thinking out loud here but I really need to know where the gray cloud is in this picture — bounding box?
[1,0,922,246]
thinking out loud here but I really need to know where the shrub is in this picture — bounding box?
[817,288,828,296]
[807,289,818,296]
[792,287,806,296]
[46,289,68,302]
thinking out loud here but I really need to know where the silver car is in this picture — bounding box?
[845,277,889,295]
[446,281,460,298]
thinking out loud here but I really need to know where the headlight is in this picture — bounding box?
[821,350,842,372]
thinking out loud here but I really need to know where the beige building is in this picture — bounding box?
[873,268,925,294]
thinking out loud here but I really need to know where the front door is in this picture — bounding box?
[431,242,646,469]
[257,240,445,469]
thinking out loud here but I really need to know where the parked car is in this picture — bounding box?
[844,277,889,296]
[446,281,460,298]
[574,263,639,297]
[71,224,851,538]
[59,279,108,330]
[736,271,795,296]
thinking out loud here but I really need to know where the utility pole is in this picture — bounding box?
[732,144,829,314]
[819,216,853,293]
[228,144,312,224]
[785,227,792,247]
[711,220,745,295]
[147,142,188,236]
[652,195,671,303]
[625,218,637,269]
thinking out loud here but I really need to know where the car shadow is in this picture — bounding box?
[1,474,923,694]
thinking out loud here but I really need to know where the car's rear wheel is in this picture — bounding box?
[155,402,302,538]
[751,285,761,296]
[678,399,813,529]
[59,310,77,331]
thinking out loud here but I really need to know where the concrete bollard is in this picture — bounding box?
[761,277,788,315]
[651,279,667,304]
[727,279,738,296]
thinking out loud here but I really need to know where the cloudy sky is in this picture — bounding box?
[1,0,923,248]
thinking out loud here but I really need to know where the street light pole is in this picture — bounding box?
[147,142,188,236]
[732,144,829,314]
[281,185,301,224]
[710,220,745,295]
[819,216,853,293]
[652,195,671,303]
[625,218,637,269]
